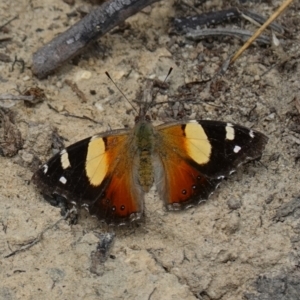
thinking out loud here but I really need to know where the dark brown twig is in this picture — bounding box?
[173,8,241,33]
[64,79,88,102]
[0,87,46,106]
[173,7,286,35]
[32,0,160,79]
[0,36,12,42]
[0,15,18,31]
[12,56,25,73]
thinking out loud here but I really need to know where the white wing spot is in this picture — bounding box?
[59,176,67,184]
[225,123,235,140]
[249,130,255,138]
[234,145,241,153]
[43,164,48,174]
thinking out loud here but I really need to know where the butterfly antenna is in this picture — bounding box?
[145,67,173,113]
[105,71,138,114]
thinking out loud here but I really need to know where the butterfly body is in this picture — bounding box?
[133,119,157,193]
[32,117,268,225]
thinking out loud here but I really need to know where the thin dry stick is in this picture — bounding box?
[0,94,35,102]
[230,0,294,64]
[4,209,75,258]
[64,79,88,102]
[0,15,18,30]
[186,28,271,44]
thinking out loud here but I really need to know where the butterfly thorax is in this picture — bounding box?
[133,120,156,193]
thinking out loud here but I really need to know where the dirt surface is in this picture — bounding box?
[1,0,300,299]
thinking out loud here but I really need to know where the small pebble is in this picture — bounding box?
[142,6,152,14]
[80,71,92,80]
[51,104,64,112]
[23,75,30,81]
[266,113,275,120]
[95,102,104,112]
[88,58,95,66]
[227,198,242,210]
[21,151,34,164]
[56,81,63,88]
[75,70,92,81]
[184,103,190,110]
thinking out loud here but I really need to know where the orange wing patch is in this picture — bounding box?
[155,122,211,165]
[155,123,220,209]
[89,171,143,222]
[86,134,143,223]
[157,156,220,209]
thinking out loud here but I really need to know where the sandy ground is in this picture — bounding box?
[1,0,300,299]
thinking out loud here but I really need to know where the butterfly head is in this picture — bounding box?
[134,68,174,123]
[135,106,152,124]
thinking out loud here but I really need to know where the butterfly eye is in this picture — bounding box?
[192,185,197,190]
[120,205,125,211]
[182,189,187,195]
[112,206,116,211]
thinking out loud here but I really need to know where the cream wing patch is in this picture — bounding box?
[60,149,71,169]
[225,123,235,140]
[184,122,211,164]
[85,136,108,186]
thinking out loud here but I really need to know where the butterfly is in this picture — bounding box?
[32,81,268,225]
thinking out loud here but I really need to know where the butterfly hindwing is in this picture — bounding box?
[155,120,268,209]
[155,156,222,210]
[32,130,144,224]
